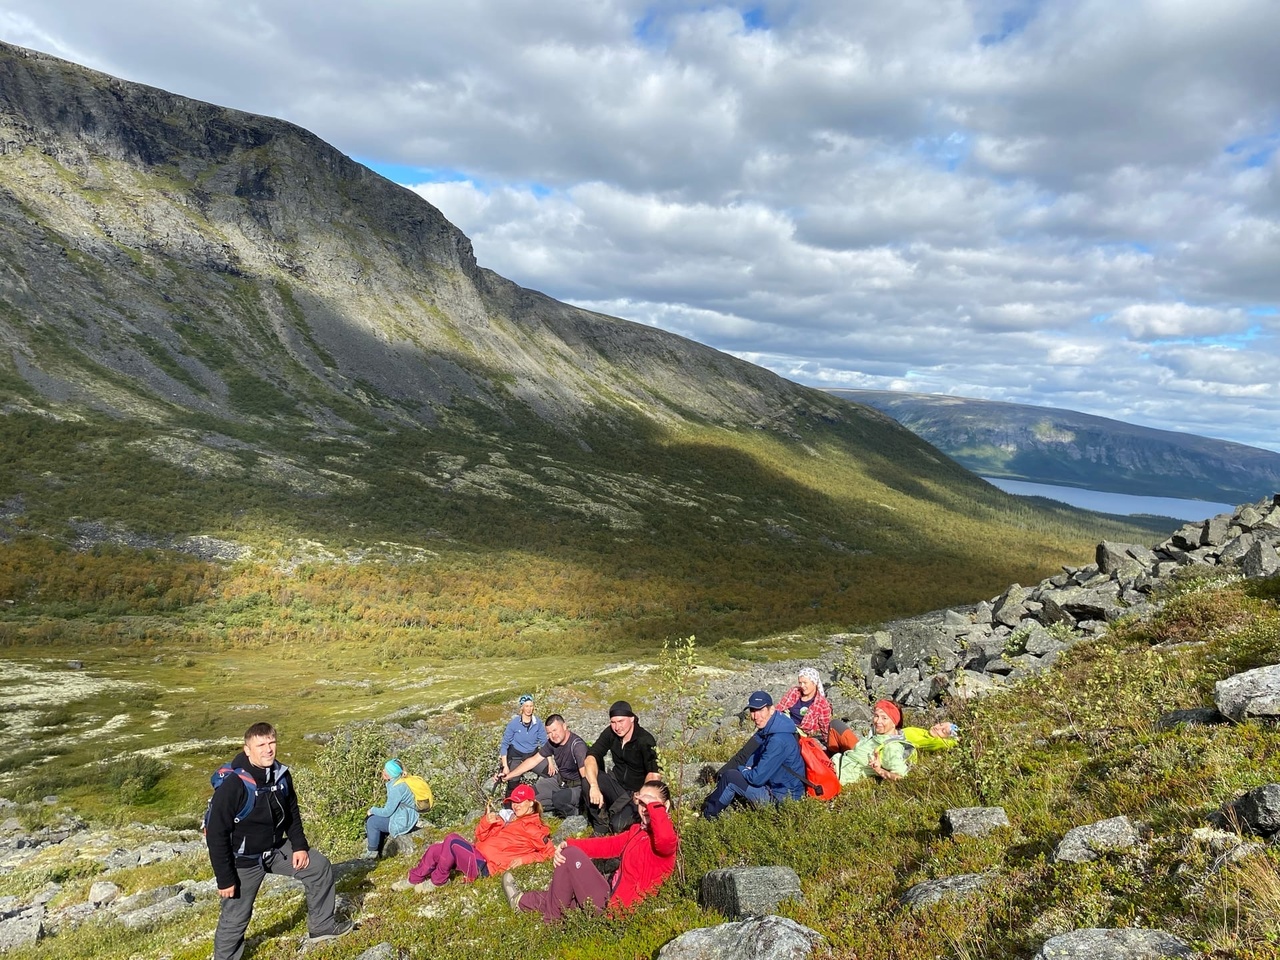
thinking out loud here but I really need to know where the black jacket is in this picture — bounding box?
[205,750,309,890]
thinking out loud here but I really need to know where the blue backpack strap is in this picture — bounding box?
[211,764,258,822]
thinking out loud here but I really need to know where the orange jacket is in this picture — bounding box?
[473,813,554,874]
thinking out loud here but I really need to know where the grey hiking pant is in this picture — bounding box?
[213,840,338,960]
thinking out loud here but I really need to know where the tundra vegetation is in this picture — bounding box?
[1,554,1278,959]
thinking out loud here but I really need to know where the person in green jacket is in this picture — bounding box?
[834,700,912,783]
[903,721,959,753]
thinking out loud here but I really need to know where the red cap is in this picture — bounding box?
[873,699,902,728]
[504,784,536,804]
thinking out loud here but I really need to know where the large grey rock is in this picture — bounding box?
[1054,816,1141,863]
[1242,541,1280,579]
[1214,665,1280,722]
[1052,583,1128,623]
[657,915,825,960]
[1201,516,1231,547]
[1219,784,1280,837]
[1097,542,1144,576]
[1031,927,1196,959]
[699,867,803,919]
[354,945,404,960]
[942,807,1010,838]
[993,584,1031,628]
[109,883,185,915]
[1218,532,1256,566]
[1154,708,1226,731]
[0,906,43,952]
[901,873,991,908]
[88,880,121,906]
[885,617,965,675]
[117,890,196,929]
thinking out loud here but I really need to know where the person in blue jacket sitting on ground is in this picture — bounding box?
[364,759,420,858]
[701,690,805,819]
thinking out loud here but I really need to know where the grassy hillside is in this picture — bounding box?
[3,568,1277,960]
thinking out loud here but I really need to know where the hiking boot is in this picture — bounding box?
[501,871,522,912]
[391,879,417,892]
[306,919,353,944]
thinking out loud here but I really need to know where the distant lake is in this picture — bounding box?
[982,477,1235,523]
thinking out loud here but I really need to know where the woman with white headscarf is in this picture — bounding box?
[774,667,832,742]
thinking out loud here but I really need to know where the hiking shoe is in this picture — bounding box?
[501,871,522,912]
[307,919,353,944]
[391,879,417,892]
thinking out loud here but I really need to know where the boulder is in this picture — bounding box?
[354,945,404,960]
[942,807,1010,838]
[699,867,803,919]
[901,873,991,908]
[1218,532,1255,566]
[657,915,825,960]
[1219,784,1280,838]
[993,585,1031,628]
[1201,516,1231,547]
[1054,816,1141,863]
[1154,708,1226,731]
[117,890,196,929]
[0,906,43,952]
[1097,542,1143,576]
[1031,927,1196,959]
[88,881,121,906]
[1214,665,1280,723]
[1241,541,1280,579]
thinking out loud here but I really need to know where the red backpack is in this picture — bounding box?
[791,735,841,800]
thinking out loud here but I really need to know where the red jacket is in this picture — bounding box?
[473,813,554,874]
[567,802,678,910]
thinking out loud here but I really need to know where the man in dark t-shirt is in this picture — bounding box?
[501,713,589,817]
[583,700,662,835]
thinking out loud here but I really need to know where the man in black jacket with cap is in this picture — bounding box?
[206,722,351,959]
[583,700,663,835]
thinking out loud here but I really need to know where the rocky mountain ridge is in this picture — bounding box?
[0,39,862,439]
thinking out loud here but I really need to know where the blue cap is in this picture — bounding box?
[746,691,773,710]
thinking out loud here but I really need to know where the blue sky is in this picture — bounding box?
[2,0,1278,454]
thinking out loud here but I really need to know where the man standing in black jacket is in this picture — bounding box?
[207,722,351,959]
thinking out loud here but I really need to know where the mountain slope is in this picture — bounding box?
[0,41,1166,644]
[828,389,1280,505]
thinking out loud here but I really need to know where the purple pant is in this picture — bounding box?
[517,846,612,922]
[407,833,488,886]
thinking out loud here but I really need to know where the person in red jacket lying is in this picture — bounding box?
[502,781,677,922]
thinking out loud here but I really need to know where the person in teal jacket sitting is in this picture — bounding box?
[365,759,420,858]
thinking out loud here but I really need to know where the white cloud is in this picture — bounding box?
[1110,304,1249,341]
[2,0,1278,455]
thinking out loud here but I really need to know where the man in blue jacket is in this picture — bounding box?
[701,691,805,819]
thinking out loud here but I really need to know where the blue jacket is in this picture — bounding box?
[500,715,547,756]
[369,778,419,837]
[739,711,805,800]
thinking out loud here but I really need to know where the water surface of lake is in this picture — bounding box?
[981,477,1235,523]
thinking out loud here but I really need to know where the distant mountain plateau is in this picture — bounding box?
[827,389,1280,506]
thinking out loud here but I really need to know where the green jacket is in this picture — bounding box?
[902,726,958,753]
[835,732,910,783]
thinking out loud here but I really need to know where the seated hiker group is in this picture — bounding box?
[204,675,955,949]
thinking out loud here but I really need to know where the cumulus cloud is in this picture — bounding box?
[2,0,1278,453]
